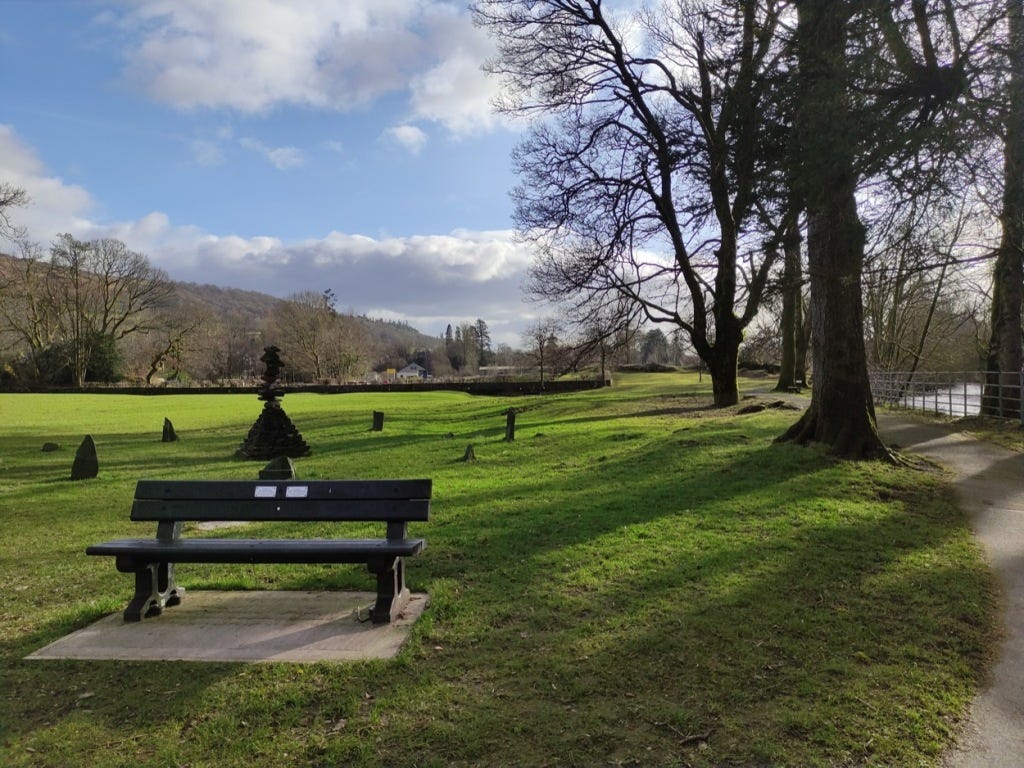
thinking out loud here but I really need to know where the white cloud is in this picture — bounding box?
[126,225,537,344]
[116,0,416,112]
[239,137,306,169]
[0,124,94,241]
[0,123,536,344]
[110,0,503,136]
[410,5,503,135]
[190,138,224,166]
[382,124,428,155]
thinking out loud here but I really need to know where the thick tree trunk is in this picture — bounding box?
[698,313,742,407]
[777,0,891,460]
[779,204,888,457]
[707,344,740,407]
[982,0,1024,418]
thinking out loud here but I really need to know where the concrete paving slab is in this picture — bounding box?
[25,591,429,663]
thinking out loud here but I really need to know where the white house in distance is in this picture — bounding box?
[396,363,428,380]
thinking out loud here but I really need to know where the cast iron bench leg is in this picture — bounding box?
[119,560,184,622]
[366,556,410,624]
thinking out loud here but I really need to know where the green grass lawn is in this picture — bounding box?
[0,374,998,767]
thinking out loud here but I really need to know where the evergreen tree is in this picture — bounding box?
[475,318,492,366]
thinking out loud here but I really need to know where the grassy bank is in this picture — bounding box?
[0,374,998,766]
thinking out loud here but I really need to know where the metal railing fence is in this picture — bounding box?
[869,370,1024,425]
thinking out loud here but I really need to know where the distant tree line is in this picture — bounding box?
[0,216,554,386]
[0,233,173,386]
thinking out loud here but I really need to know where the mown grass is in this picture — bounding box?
[0,374,998,767]
[950,416,1024,452]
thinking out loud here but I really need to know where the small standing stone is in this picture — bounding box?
[259,456,297,480]
[504,409,517,442]
[162,418,178,442]
[461,444,476,462]
[71,435,99,480]
[41,442,60,452]
[372,411,385,432]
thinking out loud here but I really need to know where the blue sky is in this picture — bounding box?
[0,0,539,344]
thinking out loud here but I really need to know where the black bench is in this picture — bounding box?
[86,479,430,624]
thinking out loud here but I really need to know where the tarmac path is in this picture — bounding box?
[873,412,1024,767]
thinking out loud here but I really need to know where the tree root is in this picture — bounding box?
[776,402,900,464]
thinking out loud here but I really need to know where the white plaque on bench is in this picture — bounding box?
[285,486,309,498]
[254,486,277,498]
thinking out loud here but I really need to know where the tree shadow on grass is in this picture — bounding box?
[550,513,993,765]
[0,606,240,755]
[343,465,996,766]
[0,394,997,766]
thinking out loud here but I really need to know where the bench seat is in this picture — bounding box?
[88,537,425,564]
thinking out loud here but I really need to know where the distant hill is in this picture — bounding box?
[0,252,442,356]
[150,278,444,351]
[168,280,284,327]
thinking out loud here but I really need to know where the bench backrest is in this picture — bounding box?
[131,479,431,524]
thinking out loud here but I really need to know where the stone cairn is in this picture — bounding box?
[236,346,311,460]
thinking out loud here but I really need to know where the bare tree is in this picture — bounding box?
[477,0,791,406]
[328,312,369,380]
[267,290,369,382]
[46,234,173,386]
[139,305,207,384]
[197,316,263,383]
[864,195,986,377]
[522,316,563,388]
[565,294,642,381]
[0,240,61,379]
[89,238,174,340]
[0,183,29,243]
[268,290,341,381]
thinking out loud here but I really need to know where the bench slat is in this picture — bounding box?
[131,498,430,522]
[86,537,425,563]
[134,479,431,501]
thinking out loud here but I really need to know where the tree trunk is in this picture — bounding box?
[902,260,949,393]
[706,328,741,407]
[982,0,1024,418]
[777,0,891,460]
[775,222,802,391]
[795,292,809,384]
